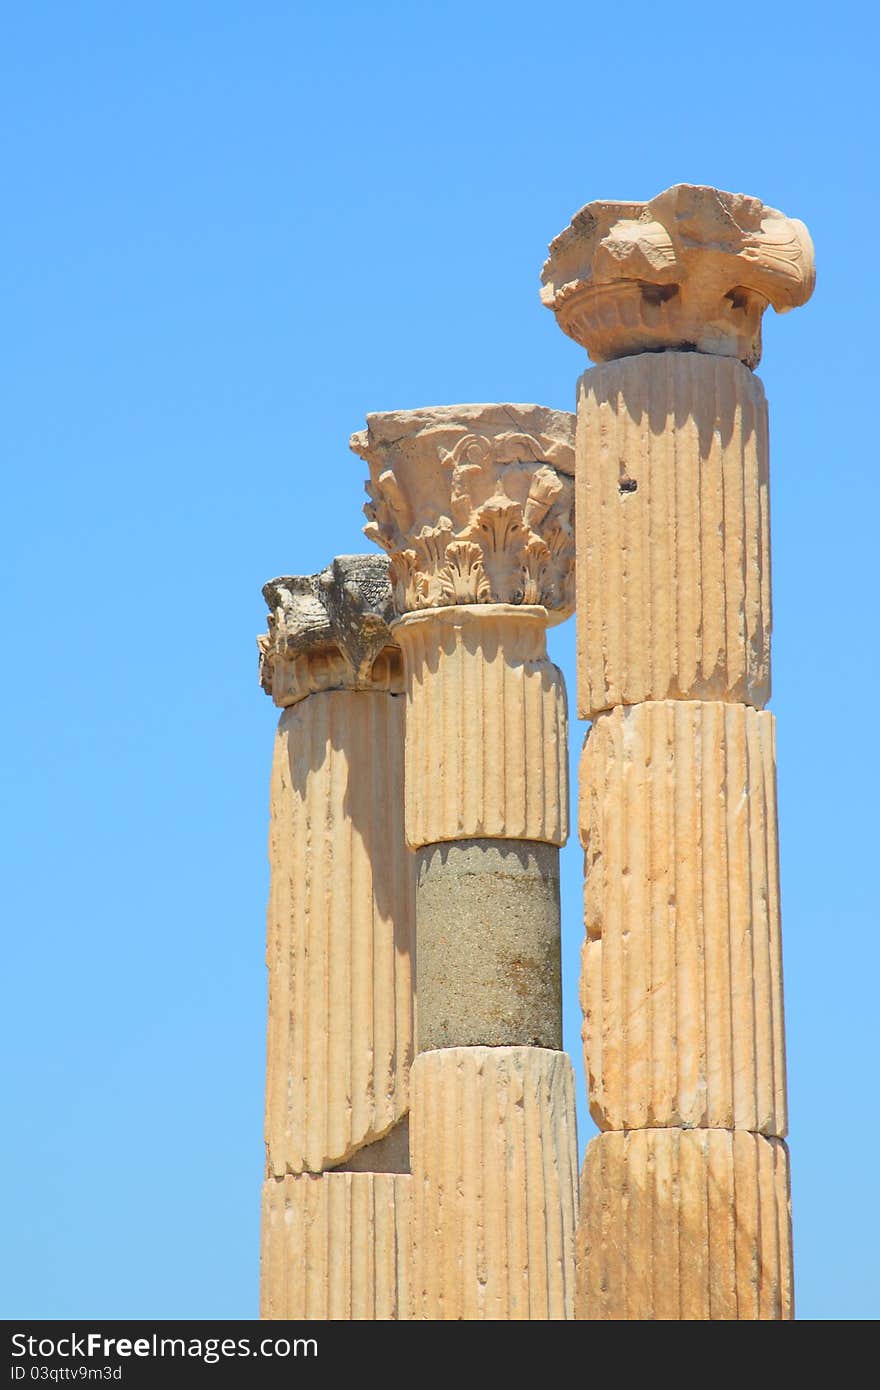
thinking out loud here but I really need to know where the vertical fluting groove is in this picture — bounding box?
[641,359,655,696]
[424,623,432,840]
[579,701,786,1135]
[648,703,665,1120]
[575,354,770,720]
[462,608,478,830]
[372,698,387,1119]
[750,709,768,1126]
[498,620,510,836]
[759,397,772,694]
[260,1174,412,1320]
[578,1131,792,1320]
[394,608,568,848]
[410,1048,578,1320]
[264,692,413,1175]
[765,716,787,1131]
[704,704,730,1134]
[662,355,676,694]
[558,672,569,836]
[478,616,490,842]
[309,702,326,1166]
[700,356,717,686]
[736,704,758,1129]
[696,702,709,1130]
[439,620,451,840]
[691,356,704,690]
[534,663,546,836]
[333,697,352,1158]
[750,712,772,1130]
[732,377,748,691]
[527,655,543,839]
[362,699,378,1130]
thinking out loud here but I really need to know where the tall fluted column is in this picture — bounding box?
[352,406,580,1319]
[257,555,414,1320]
[542,184,815,1320]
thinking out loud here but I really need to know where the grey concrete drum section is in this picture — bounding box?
[414,838,562,1052]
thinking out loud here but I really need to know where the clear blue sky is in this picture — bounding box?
[2,2,877,1321]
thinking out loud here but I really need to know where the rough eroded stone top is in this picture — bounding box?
[350,404,575,621]
[541,184,815,368]
[258,554,402,706]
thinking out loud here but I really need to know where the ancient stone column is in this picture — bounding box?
[352,406,580,1319]
[541,185,814,1320]
[257,555,414,1320]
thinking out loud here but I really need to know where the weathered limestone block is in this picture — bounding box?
[415,839,561,1051]
[258,555,403,707]
[541,183,815,368]
[410,1047,578,1320]
[575,353,771,719]
[579,1129,793,1320]
[394,605,568,847]
[351,403,576,620]
[264,690,414,1174]
[580,700,786,1135]
[260,1173,411,1320]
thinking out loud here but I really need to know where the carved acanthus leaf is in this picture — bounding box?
[524,465,565,529]
[522,534,551,607]
[438,541,491,604]
[388,549,431,613]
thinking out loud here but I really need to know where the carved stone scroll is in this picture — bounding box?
[542,183,815,367]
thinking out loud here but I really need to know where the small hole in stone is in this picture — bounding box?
[726,286,750,312]
[639,281,679,307]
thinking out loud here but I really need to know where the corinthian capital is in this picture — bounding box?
[350,404,576,622]
[258,554,402,706]
[541,184,815,368]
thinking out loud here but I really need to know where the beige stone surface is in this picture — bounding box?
[580,700,786,1136]
[261,1173,411,1320]
[578,1129,793,1320]
[393,605,568,848]
[351,404,575,621]
[264,690,414,1175]
[575,352,771,719]
[541,183,815,367]
[259,554,402,707]
[410,1047,578,1320]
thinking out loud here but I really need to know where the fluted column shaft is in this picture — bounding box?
[574,355,791,1319]
[264,690,413,1174]
[410,1048,579,1319]
[575,354,771,716]
[580,698,786,1136]
[543,184,814,1321]
[257,556,414,1320]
